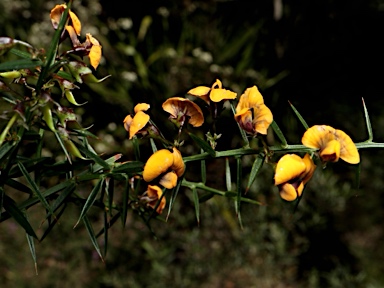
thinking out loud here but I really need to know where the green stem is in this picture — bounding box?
[181,180,262,205]
[182,141,384,163]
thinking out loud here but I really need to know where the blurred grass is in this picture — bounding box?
[1,0,384,287]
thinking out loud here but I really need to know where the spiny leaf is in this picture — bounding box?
[2,194,38,239]
[166,175,184,221]
[235,157,243,229]
[83,215,104,262]
[225,157,232,191]
[74,177,105,228]
[0,58,43,71]
[18,161,55,218]
[188,132,216,157]
[120,175,130,227]
[40,203,67,242]
[271,121,288,147]
[288,101,309,130]
[75,143,110,169]
[25,213,38,275]
[246,154,265,194]
[201,149,206,184]
[362,98,373,141]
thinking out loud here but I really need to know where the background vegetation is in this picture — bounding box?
[1,0,384,287]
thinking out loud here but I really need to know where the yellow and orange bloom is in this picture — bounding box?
[234,85,273,135]
[84,33,102,70]
[50,4,81,44]
[141,185,166,214]
[301,125,360,164]
[162,97,204,127]
[123,103,150,139]
[274,153,316,201]
[187,79,237,103]
[143,147,185,189]
[50,4,102,70]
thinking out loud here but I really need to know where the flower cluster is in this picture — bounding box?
[123,78,361,211]
[50,4,102,69]
[124,79,277,213]
[274,124,360,201]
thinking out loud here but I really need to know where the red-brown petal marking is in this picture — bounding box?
[162,97,204,127]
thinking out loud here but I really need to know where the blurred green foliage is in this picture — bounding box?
[1,0,384,287]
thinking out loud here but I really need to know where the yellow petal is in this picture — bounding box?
[129,111,150,139]
[243,86,265,106]
[274,154,306,185]
[171,147,185,177]
[187,86,211,97]
[302,125,336,150]
[211,79,223,89]
[253,104,273,135]
[86,34,102,69]
[234,108,254,134]
[50,4,66,29]
[147,185,166,214]
[123,115,133,132]
[320,139,341,162]
[143,149,174,182]
[187,86,211,103]
[302,153,316,184]
[335,129,360,164]
[162,97,204,127]
[279,182,304,201]
[89,45,102,70]
[69,10,81,35]
[209,88,237,102]
[65,25,81,46]
[159,171,178,189]
[134,103,150,113]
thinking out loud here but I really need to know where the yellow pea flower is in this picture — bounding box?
[162,97,204,127]
[187,79,237,103]
[143,147,185,189]
[274,154,316,201]
[50,4,81,40]
[301,125,360,164]
[123,103,150,139]
[144,185,166,214]
[234,85,273,135]
[85,33,102,70]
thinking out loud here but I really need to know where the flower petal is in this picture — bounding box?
[123,115,133,132]
[335,129,360,164]
[143,149,174,182]
[209,88,237,102]
[69,10,81,35]
[50,4,66,29]
[129,111,150,139]
[302,125,336,150]
[234,108,254,134]
[147,185,166,214]
[279,182,304,201]
[320,139,341,162]
[253,104,273,135]
[302,153,316,184]
[171,147,185,177]
[187,86,211,103]
[274,154,306,185]
[134,103,150,113]
[159,171,178,189]
[162,97,204,127]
